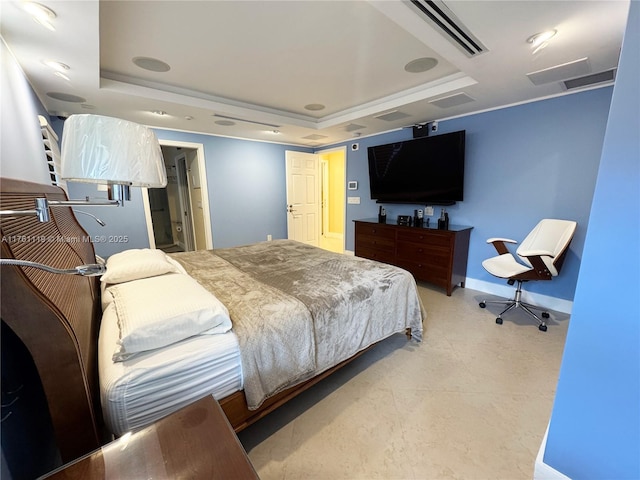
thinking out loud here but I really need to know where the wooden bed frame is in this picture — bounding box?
[1,178,408,463]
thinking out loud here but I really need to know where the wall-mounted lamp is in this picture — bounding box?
[1,114,167,222]
[0,114,167,276]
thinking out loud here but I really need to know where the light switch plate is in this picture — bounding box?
[347,197,361,204]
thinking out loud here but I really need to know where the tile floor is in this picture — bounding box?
[238,282,570,480]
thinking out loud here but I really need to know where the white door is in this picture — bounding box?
[285,151,320,246]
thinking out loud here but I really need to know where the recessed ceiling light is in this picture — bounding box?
[527,30,557,47]
[527,29,557,54]
[184,116,194,121]
[42,60,70,72]
[22,2,56,30]
[132,57,171,72]
[404,57,438,73]
[304,103,325,111]
[152,110,167,116]
[267,130,281,135]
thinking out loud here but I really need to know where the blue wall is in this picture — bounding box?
[153,130,311,248]
[337,87,612,301]
[69,130,311,256]
[544,1,639,477]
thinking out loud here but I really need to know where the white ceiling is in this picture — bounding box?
[1,0,630,147]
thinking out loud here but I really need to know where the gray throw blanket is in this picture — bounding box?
[173,240,424,409]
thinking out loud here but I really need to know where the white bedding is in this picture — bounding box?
[98,303,243,436]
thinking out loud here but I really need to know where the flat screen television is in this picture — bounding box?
[367,130,465,205]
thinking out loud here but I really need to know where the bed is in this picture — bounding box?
[0,178,425,463]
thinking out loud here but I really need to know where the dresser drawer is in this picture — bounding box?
[355,222,396,240]
[396,241,450,267]
[356,234,395,252]
[355,245,396,264]
[397,229,452,247]
[395,259,449,285]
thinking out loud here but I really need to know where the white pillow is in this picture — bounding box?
[110,273,232,361]
[101,249,181,284]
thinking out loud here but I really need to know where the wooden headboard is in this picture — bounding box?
[0,178,104,462]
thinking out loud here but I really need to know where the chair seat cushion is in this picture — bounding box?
[482,253,532,279]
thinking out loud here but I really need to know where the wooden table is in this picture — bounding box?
[41,396,259,479]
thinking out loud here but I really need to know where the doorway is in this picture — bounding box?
[142,141,213,252]
[285,147,346,253]
[318,147,346,253]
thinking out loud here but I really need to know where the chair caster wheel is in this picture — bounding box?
[496,317,503,325]
[539,324,548,332]
[479,302,486,308]
[542,312,550,319]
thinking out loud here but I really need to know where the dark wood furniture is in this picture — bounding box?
[0,179,104,462]
[41,396,259,479]
[354,218,473,296]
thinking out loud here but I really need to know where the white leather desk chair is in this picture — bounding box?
[479,219,577,331]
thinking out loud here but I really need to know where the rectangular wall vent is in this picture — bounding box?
[408,0,487,57]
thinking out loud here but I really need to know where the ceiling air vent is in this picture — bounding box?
[429,92,475,108]
[408,0,486,57]
[345,123,366,132]
[563,69,616,90]
[302,134,329,140]
[374,110,412,122]
[526,58,591,86]
[212,114,280,129]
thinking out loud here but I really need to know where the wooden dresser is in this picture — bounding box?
[354,218,473,296]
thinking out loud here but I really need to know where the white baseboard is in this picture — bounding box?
[464,278,573,314]
[533,424,572,479]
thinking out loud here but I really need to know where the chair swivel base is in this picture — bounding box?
[479,280,550,332]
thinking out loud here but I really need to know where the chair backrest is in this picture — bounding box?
[517,219,577,276]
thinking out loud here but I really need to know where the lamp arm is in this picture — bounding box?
[49,199,120,207]
[0,197,121,223]
[0,258,106,276]
[72,210,107,226]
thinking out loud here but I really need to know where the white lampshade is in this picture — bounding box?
[60,114,167,188]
